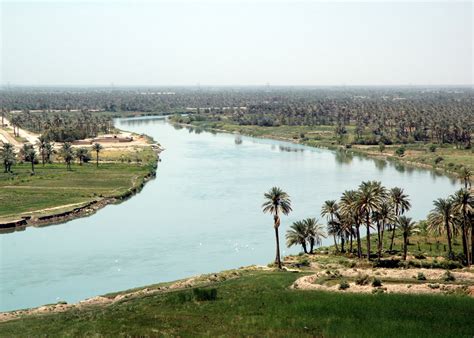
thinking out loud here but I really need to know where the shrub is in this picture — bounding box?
[417,272,427,281]
[429,144,437,152]
[395,146,405,157]
[443,271,456,282]
[434,156,444,164]
[355,273,370,286]
[339,281,350,290]
[297,258,310,267]
[372,288,385,294]
[372,278,382,287]
[428,283,440,289]
[193,288,218,301]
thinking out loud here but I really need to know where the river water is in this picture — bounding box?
[0,116,458,311]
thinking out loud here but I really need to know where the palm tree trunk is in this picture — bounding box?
[356,224,362,259]
[366,215,371,261]
[302,242,308,254]
[333,234,339,252]
[403,234,408,260]
[341,236,345,253]
[445,220,453,258]
[309,238,314,254]
[96,152,99,167]
[274,226,282,269]
[31,160,34,173]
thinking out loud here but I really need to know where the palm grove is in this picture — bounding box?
[1,141,103,174]
[262,181,473,268]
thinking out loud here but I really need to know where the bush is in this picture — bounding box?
[372,288,385,294]
[339,281,350,290]
[395,146,405,157]
[355,273,370,286]
[297,258,310,267]
[429,144,437,152]
[193,288,218,301]
[417,272,427,281]
[428,283,440,289]
[372,278,382,287]
[434,156,444,164]
[443,271,456,282]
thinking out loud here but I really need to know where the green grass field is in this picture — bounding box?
[0,270,472,337]
[0,148,156,220]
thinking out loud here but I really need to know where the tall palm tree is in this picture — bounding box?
[356,181,385,261]
[76,147,90,166]
[61,142,75,171]
[389,187,411,251]
[451,189,473,265]
[0,143,16,173]
[373,201,395,258]
[286,220,308,254]
[21,144,37,174]
[321,200,339,252]
[38,135,47,166]
[397,216,418,260]
[428,198,454,258]
[459,167,471,189]
[304,218,326,253]
[339,190,361,257]
[262,187,292,269]
[92,143,103,167]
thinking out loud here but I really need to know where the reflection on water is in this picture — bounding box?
[374,159,387,171]
[334,150,353,165]
[0,117,459,312]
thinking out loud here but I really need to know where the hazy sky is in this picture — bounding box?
[1,0,472,86]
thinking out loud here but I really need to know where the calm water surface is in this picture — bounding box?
[0,117,458,311]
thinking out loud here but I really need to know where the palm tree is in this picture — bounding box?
[21,144,37,174]
[339,190,361,257]
[321,200,339,252]
[262,187,292,269]
[286,220,309,254]
[428,198,454,258]
[304,218,326,253]
[451,189,473,265]
[76,147,89,166]
[38,135,47,166]
[397,216,418,260]
[459,167,471,189]
[373,201,395,258]
[356,181,385,261]
[92,143,103,167]
[61,142,75,170]
[389,187,411,251]
[0,143,16,173]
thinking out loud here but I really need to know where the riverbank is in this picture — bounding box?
[1,261,473,336]
[172,118,473,181]
[0,145,161,231]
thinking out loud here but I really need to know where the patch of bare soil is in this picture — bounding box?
[292,267,474,296]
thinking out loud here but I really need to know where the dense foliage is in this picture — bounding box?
[1,86,472,146]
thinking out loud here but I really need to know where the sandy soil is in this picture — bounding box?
[292,267,474,296]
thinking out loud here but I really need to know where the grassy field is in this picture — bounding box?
[0,147,156,221]
[179,118,473,175]
[0,270,473,337]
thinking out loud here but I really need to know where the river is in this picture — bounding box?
[0,116,458,311]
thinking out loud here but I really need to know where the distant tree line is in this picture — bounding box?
[1,87,472,147]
